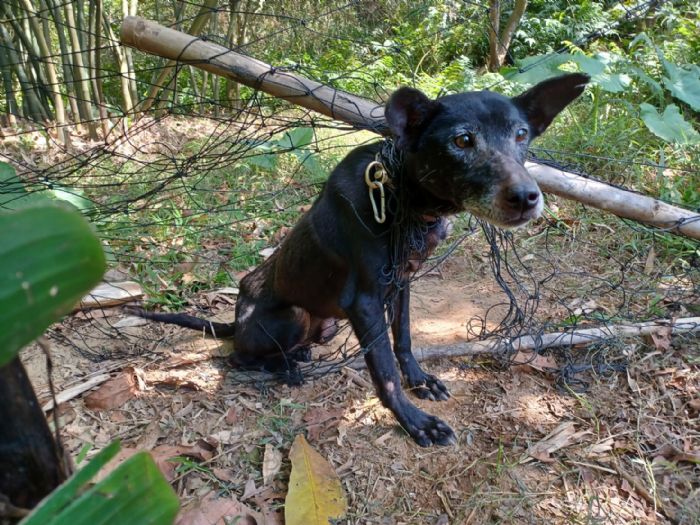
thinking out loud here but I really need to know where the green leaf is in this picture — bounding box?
[507,53,629,93]
[292,150,323,177]
[0,203,106,366]
[22,442,121,523]
[640,103,700,145]
[245,152,279,170]
[505,53,569,85]
[22,443,178,525]
[278,127,314,149]
[662,62,700,111]
[0,161,51,211]
[52,187,95,212]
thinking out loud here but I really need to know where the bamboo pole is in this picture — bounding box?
[120,16,700,240]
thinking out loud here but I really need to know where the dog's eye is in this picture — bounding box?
[454,133,475,149]
[515,128,528,142]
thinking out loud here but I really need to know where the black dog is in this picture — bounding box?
[131,73,589,446]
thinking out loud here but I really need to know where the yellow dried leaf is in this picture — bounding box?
[285,434,347,525]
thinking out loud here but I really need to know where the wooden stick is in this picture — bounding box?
[408,316,700,364]
[120,16,385,133]
[525,162,700,239]
[120,16,700,240]
[225,317,700,380]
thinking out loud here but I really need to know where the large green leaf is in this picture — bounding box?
[22,442,179,525]
[0,162,51,210]
[21,442,121,523]
[507,53,629,93]
[0,203,106,366]
[662,61,700,111]
[640,103,700,145]
[278,127,314,149]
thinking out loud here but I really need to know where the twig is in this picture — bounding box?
[611,457,678,525]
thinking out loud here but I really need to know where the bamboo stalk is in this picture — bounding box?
[138,0,218,114]
[120,16,700,240]
[63,0,99,139]
[18,0,69,145]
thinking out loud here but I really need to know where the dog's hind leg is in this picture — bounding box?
[390,286,449,401]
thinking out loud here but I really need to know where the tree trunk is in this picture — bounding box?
[93,0,111,138]
[0,358,67,509]
[123,0,139,107]
[103,11,134,116]
[487,0,528,72]
[18,0,70,145]
[3,9,51,112]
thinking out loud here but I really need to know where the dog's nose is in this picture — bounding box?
[505,184,540,213]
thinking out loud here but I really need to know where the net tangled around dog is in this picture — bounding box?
[3,1,700,522]
[1,1,697,390]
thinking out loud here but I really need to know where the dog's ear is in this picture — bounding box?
[385,87,440,149]
[513,73,590,138]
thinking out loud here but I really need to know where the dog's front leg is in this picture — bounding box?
[391,286,449,401]
[349,292,455,447]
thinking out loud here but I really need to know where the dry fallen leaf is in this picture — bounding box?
[92,442,211,483]
[225,406,238,425]
[84,369,139,410]
[285,434,347,525]
[527,421,591,463]
[302,407,344,441]
[585,436,614,459]
[512,349,558,373]
[262,443,283,485]
[649,326,672,351]
[655,444,700,464]
[176,490,261,525]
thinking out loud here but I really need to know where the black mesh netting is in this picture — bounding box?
[1,0,698,390]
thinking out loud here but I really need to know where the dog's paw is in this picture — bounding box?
[280,367,305,386]
[408,373,450,401]
[404,412,456,447]
[289,345,312,362]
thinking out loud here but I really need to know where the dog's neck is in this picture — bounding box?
[379,140,458,221]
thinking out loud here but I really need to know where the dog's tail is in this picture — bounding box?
[124,306,236,338]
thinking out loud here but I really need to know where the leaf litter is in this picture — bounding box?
[21,254,700,524]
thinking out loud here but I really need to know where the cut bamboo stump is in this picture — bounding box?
[121,16,700,240]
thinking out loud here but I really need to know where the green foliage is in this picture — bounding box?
[639,103,699,145]
[21,441,178,525]
[0,163,106,367]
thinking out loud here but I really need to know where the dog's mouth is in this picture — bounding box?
[469,197,544,229]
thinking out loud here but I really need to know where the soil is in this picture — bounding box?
[21,255,700,525]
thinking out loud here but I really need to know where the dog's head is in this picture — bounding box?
[385,73,589,228]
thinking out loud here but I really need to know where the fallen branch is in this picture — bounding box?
[121,16,700,240]
[408,316,700,365]
[225,317,700,381]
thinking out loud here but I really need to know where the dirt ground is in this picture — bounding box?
[22,255,700,525]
